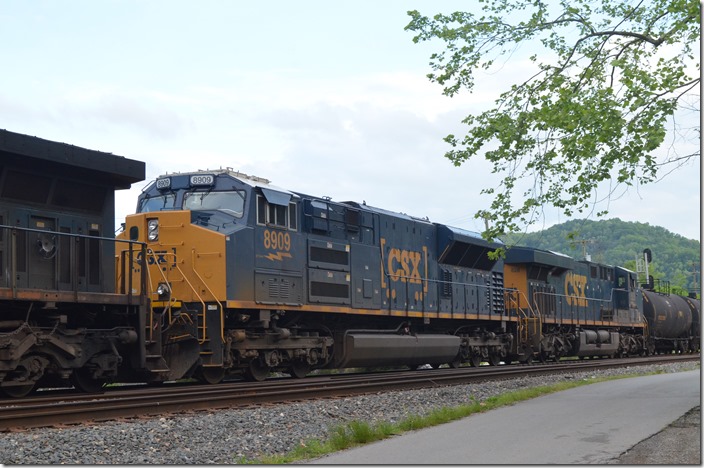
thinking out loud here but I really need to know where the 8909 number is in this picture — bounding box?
[263,230,291,251]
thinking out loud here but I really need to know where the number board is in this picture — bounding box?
[190,174,215,186]
[156,178,171,190]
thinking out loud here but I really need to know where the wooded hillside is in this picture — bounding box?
[502,219,700,294]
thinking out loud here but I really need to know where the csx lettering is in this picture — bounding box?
[565,272,588,307]
[263,230,291,251]
[387,248,422,284]
[137,249,174,266]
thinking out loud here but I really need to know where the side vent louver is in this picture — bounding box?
[268,278,291,299]
[491,271,505,313]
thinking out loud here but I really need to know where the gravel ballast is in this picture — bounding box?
[0,362,699,464]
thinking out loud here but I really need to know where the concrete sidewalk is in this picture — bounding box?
[310,370,701,465]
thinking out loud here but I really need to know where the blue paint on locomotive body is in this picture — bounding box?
[137,169,507,316]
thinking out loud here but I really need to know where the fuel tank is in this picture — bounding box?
[335,333,461,368]
[642,290,693,339]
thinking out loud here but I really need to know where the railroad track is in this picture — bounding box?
[1,354,698,432]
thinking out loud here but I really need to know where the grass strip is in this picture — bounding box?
[245,369,675,464]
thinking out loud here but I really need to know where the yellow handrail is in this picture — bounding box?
[190,250,225,343]
[145,250,180,339]
[505,289,542,345]
[146,250,208,344]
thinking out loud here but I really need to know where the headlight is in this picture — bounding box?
[147,219,159,242]
[156,282,170,298]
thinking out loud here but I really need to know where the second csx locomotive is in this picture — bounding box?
[117,168,697,384]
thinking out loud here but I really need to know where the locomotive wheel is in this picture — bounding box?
[197,367,225,385]
[244,359,269,382]
[70,368,106,394]
[289,360,310,379]
[469,355,482,367]
[1,383,35,398]
[538,351,549,363]
[487,354,501,366]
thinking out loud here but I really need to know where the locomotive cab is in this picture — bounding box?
[613,266,643,322]
[117,169,316,383]
[125,170,300,304]
[136,171,251,228]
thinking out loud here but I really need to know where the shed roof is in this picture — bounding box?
[0,129,145,189]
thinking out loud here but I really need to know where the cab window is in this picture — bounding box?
[183,190,246,217]
[257,195,297,230]
[138,194,176,213]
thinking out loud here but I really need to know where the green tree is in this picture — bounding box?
[406,0,700,243]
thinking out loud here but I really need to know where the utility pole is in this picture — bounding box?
[690,261,700,294]
[571,238,595,261]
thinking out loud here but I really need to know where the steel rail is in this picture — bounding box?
[0,354,697,432]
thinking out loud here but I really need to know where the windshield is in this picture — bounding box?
[183,190,246,217]
[138,194,176,213]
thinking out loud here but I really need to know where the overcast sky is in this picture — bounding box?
[0,1,700,243]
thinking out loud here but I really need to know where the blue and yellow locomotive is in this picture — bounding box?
[503,247,646,361]
[119,169,511,381]
[118,168,690,383]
